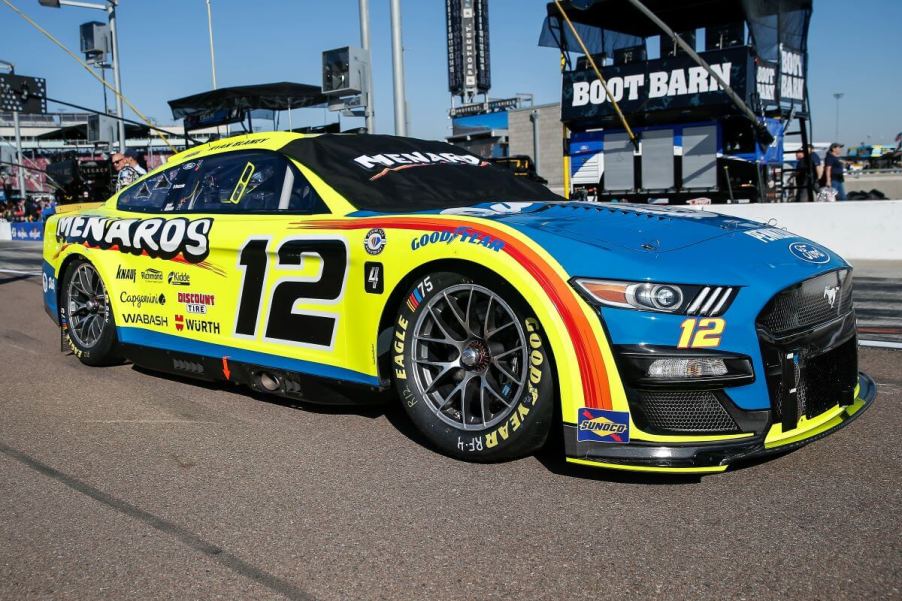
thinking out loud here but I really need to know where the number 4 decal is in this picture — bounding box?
[678,317,725,348]
[235,237,348,349]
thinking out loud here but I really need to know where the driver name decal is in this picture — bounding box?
[55,216,213,263]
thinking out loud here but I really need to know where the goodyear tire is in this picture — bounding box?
[60,258,120,366]
[392,271,554,461]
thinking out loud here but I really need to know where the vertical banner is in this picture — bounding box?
[779,45,805,103]
[445,0,491,101]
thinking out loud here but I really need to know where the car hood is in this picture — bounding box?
[437,201,849,289]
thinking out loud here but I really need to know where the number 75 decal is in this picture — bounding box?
[677,318,725,348]
[235,237,348,349]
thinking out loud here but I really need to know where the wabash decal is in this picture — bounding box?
[55,216,213,263]
[291,217,613,410]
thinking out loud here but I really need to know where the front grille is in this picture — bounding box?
[757,271,859,430]
[800,337,858,418]
[628,390,739,434]
[757,269,853,336]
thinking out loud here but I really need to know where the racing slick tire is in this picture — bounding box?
[392,271,554,461]
[60,258,120,366]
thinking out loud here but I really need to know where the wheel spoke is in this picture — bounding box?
[464,287,474,334]
[442,290,472,337]
[482,295,493,338]
[71,273,89,298]
[77,314,95,340]
[427,305,461,343]
[438,374,471,416]
[493,361,520,383]
[485,319,515,339]
[479,378,488,427]
[414,334,457,346]
[88,315,102,342]
[70,305,90,317]
[482,377,513,408]
[409,282,529,431]
[78,268,92,299]
[492,345,523,360]
[423,362,459,394]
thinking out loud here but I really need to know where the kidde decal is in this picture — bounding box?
[55,216,213,263]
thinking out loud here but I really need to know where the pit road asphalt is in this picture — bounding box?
[0,257,900,600]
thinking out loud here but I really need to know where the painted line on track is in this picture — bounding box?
[0,268,40,276]
[859,339,902,350]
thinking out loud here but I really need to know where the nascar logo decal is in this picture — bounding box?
[577,408,629,443]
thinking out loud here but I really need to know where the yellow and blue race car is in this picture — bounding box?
[42,132,876,473]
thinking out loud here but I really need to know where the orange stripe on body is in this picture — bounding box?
[294,216,612,409]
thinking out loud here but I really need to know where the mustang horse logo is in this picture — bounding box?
[823,285,840,309]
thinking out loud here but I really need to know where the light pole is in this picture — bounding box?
[205,0,217,89]
[38,0,126,150]
[832,92,843,142]
[359,0,374,133]
[0,59,27,198]
[389,0,407,136]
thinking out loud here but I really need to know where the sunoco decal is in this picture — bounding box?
[577,408,629,443]
[55,216,213,263]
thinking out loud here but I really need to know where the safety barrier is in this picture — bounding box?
[2,201,899,262]
[693,200,902,262]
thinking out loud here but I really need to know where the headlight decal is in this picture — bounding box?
[574,278,737,317]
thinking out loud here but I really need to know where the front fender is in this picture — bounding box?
[297,215,630,420]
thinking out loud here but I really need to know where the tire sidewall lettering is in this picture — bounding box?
[394,273,553,459]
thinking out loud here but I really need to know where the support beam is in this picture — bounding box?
[389,0,407,136]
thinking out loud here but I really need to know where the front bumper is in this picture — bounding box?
[563,371,877,473]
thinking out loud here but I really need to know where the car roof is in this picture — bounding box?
[167,131,313,165]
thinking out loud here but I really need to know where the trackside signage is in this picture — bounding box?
[562,47,752,124]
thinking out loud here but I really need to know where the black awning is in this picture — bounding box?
[544,0,812,38]
[168,82,327,120]
[35,122,149,141]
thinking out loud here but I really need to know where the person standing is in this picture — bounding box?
[112,149,147,191]
[793,147,820,201]
[823,143,846,200]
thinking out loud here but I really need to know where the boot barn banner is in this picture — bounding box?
[756,46,806,107]
[562,47,753,124]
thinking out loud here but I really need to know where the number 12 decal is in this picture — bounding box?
[236,237,348,348]
[678,317,725,348]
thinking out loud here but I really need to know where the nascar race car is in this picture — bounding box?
[42,132,876,473]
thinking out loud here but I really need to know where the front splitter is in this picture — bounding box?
[563,372,877,473]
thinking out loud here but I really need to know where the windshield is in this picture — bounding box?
[280,134,561,212]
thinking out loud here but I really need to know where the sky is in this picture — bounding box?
[1,0,900,146]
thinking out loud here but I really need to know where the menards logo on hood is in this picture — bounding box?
[353,152,486,171]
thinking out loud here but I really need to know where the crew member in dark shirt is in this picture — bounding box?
[824,142,846,200]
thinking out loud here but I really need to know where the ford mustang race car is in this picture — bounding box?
[42,132,876,473]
